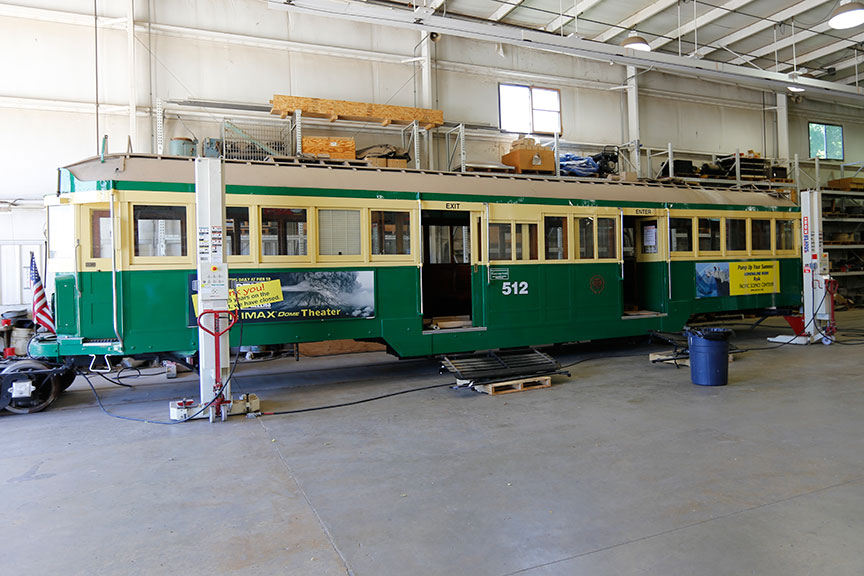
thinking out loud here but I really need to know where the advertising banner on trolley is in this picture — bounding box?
[695,261,779,299]
[189,270,375,325]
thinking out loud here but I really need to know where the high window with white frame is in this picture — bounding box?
[498,84,561,134]
[808,122,843,160]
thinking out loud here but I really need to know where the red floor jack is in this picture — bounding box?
[197,309,238,421]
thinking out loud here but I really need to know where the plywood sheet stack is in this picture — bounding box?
[270,94,444,130]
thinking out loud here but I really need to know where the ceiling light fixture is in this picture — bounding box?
[787,85,806,92]
[828,0,864,30]
[621,31,651,52]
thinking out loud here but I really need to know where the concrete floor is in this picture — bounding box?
[2,312,864,575]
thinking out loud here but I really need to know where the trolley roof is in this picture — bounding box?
[61,154,797,211]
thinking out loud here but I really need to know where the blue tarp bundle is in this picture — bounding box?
[559,154,600,177]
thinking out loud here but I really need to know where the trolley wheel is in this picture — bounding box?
[1,360,60,414]
[57,368,77,391]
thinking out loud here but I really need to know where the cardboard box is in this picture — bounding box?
[366,157,388,167]
[501,149,554,173]
[387,158,408,168]
[301,136,356,160]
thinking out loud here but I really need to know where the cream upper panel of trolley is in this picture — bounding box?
[62,154,796,211]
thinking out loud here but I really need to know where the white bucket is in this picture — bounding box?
[11,327,34,356]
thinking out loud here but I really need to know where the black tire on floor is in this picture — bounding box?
[57,368,77,391]
[1,360,61,414]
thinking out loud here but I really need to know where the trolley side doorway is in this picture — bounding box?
[622,214,667,318]
[421,210,473,330]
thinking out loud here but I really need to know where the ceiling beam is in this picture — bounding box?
[650,0,758,51]
[693,0,831,59]
[543,0,604,34]
[728,22,830,66]
[489,0,524,22]
[266,0,864,105]
[593,0,678,44]
[774,31,864,72]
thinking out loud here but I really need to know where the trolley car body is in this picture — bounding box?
[32,154,801,363]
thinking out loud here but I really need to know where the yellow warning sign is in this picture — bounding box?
[729,260,779,296]
[192,279,283,316]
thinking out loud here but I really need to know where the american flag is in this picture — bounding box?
[30,252,55,334]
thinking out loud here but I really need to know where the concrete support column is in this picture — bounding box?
[127,0,137,149]
[420,32,436,170]
[626,65,641,176]
[776,92,790,165]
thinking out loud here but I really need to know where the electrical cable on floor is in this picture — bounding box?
[82,291,246,424]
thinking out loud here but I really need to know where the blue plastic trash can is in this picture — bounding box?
[686,327,733,386]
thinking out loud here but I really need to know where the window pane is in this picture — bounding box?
[532,110,561,134]
[598,218,617,259]
[544,216,568,260]
[90,209,112,258]
[698,218,721,252]
[489,223,512,260]
[499,84,532,133]
[532,87,560,112]
[318,209,360,256]
[578,217,594,259]
[669,218,693,252]
[640,219,658,255]
[133,205,186,257]
[776,220,795,251]
[826,124,843,160]
[751,219,771,251]
[226,207,250,256]
[809,122,826,159]
[262,208,307,256]
[371,211,411,255]
[726,218,747,252]
[515,223,538,260]
[452,225,470,264]
[48,205,75,260]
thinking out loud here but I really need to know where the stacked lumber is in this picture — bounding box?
[827,178,864,191]
[270,94,444,130]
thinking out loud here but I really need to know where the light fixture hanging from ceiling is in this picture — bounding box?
[828,0,864,30]
[621,31,651,52]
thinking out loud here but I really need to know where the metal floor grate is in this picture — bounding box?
[440,348,563,384]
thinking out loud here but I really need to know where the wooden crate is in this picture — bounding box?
[474,375,552,395]
[302,136,356,160]
[366,157,388,167]
[299,339,386,357]
[501,149,555,174]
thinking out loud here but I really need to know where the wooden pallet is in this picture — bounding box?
[474,375,552,395]
[827,177,864,191]
[650,352,734,367]
[270,94,444,129]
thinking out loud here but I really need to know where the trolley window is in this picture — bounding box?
[698,218,721,252]
[544,216,568,260]
[226,207,250,256]
[669,218,693,253]
[319,209,360,256]
[726,218,747,252]
[90,209,112,258]
[133,205,187,257]
[597,218,617,259]
[640,220,658,255]
[489,223,512,261]
[578,217,594,259]
[48,204,75,260]
[371,211,411,256]
[776,220,795,251]
[262,208,307,256]
[515,223,538,260]
[751,219,771,252]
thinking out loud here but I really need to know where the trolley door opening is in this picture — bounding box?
[622,215,666,318]
[421,210,473,329]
